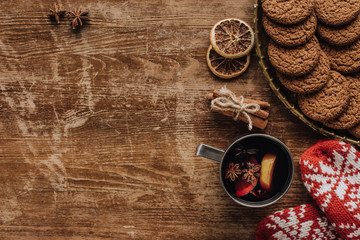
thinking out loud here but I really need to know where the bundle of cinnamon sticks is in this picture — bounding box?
[208,90,270,129]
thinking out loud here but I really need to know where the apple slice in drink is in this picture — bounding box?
[235,178,258,197]
[259,153,277,192]
[235,156,259,197]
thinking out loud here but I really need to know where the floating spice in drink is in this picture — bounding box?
[222,138,286,201]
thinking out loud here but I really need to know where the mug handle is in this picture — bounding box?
[196,144,224,163]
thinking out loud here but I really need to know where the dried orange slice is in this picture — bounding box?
[206,45,250,79]
[210,18,255,59]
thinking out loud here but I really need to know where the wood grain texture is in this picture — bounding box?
[0,0,325,239]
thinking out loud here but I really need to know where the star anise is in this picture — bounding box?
[250,189,270,199]
[241,162,261,186]
[234,145,259,158]
[67,9,90,29]
[225,162,241,182]
[48,4,66,24]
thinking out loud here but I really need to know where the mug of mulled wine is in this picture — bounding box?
[196,134,294,208]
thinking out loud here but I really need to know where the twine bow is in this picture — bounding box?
[210,87,260,130]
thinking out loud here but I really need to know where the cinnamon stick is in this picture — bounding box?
[211,91,270,109]
[212,109,268,130]
[243,98,271,109]
[207,92,270,119]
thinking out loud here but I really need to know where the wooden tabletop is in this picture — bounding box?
[0,0,325,239]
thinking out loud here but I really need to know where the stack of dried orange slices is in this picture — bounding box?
[207,19,255,79]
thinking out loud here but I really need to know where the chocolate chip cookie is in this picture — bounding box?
[317,14,360,46]
[268,37,321,76]
[315,0,360,26]
[263,10,317,47]
[262,0,314,25]
[298,71,349,122]
[277,51,330,94]
[323,75,360,129]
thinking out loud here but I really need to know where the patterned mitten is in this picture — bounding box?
[255,203,338,239]
[300,140,360,239]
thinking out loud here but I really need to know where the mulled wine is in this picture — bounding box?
[221,135,291,202]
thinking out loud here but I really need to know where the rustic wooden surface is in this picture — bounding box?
[0,0,326,239]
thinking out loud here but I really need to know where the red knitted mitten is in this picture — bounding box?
[256,203,338,239]
[300,140,360,239]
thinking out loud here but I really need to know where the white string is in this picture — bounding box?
[210,87,260,130]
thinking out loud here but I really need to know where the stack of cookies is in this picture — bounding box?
[261,0,360,138]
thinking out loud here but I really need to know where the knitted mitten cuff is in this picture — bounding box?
[255,203,338,239]
[300,140,360,239]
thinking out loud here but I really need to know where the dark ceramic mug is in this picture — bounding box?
[196,134,294,208]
